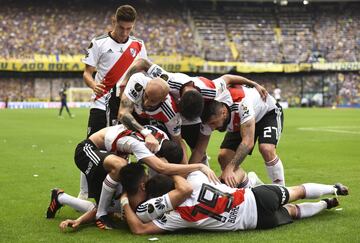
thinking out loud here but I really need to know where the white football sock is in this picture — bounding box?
[295,201,327,219]
[96,174,119,219]
[302,183,336,199]
[265,156,285,185]
[58,192,95,212]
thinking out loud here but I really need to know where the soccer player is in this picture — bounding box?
[119,165,349,234]
[58,84,73,118]
[118,72,188,163]
[80,5,148,199]
[118,58,268,167]
[47,124,218,229]
[198,82,286,188]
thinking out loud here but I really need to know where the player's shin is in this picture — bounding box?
[96,174,119,219]
[265,156,285,185]
[294,201,327,219]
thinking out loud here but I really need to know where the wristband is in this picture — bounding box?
[121,197,129,207]
[140,128,152,137]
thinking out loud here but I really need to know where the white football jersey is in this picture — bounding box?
[104,124,168,160]
[147,64,228,105]
[214,81,277,132]
[124,73,182,137]
[146,65,225,133]
[151,171,258,231]
[83,34,147,110]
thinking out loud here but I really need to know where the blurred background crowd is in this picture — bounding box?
[0,0,359,106]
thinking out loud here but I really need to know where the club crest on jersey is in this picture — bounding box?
[130,48,137,57]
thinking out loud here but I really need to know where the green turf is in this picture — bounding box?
[0,108,359,242]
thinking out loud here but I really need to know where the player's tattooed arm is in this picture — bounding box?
[120,58,153,91]
[221,119,255,187]
[118,95,144,132]
[230,118,255,168]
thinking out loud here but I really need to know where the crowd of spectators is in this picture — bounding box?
[0,1,359,62]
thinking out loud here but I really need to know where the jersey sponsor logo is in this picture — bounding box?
[156,214,167,224]
[155,197,166,210]
[134,83,143,92]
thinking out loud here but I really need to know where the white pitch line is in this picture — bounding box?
[297,127,360,135]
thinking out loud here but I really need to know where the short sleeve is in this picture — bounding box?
[239,99,255,125]
[82,39,99,67]
[135,193,173,223]
[123,73,149,103]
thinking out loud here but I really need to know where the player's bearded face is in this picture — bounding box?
[207,109,228,132]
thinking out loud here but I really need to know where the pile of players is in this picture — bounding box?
[46,4,349,234]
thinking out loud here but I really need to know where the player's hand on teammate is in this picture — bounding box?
[199,164,220,184]
[221,166,238,188]
[59,219,80,231]
[145,134,160,153]
[254,84,268,101]
[93,83,106,96]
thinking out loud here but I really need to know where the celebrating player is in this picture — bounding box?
[46,124,218,229]
[198,81,285,188]
[79,5,148,199]
[119,164,349,234]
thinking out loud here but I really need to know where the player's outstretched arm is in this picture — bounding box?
[121,193,165,235]
[221,74,268,101]
[59,207,97,231]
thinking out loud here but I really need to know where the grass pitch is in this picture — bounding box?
[0,108,359,243]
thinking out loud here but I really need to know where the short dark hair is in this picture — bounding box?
[119,163,146,196]
[156,140,183,164]
[179,90,204,121]
[145,174,175,199]
[201,100,223,123]
[115,5,137,22]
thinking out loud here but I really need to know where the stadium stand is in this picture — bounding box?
[0,0,359,106]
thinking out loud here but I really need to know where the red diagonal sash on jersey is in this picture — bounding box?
[228,87,245,102]
[111,129,133,152]
[198,77,216,89]
[95,41,142,100]
[176,188,245,222]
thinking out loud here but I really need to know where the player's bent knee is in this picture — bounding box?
[283,204,297,219]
